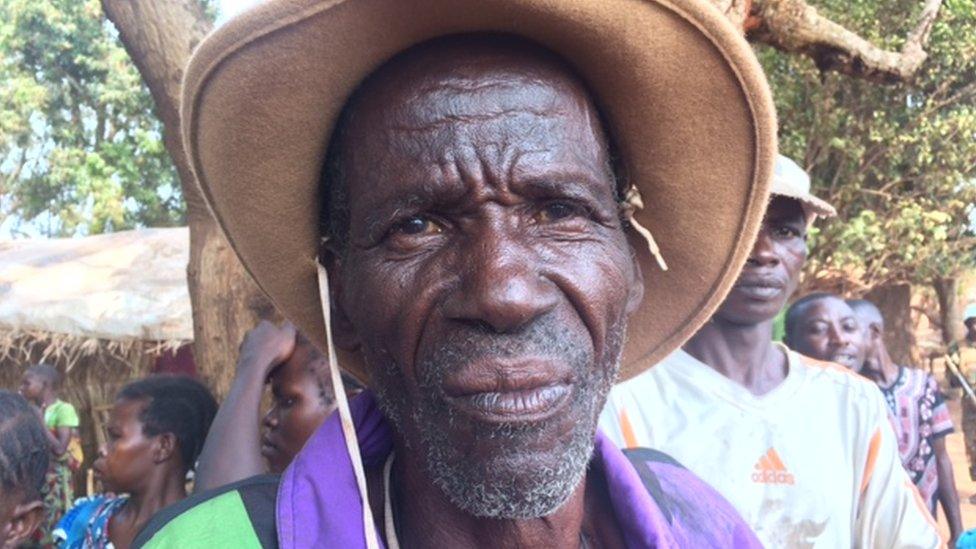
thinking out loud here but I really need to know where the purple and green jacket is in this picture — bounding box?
[135,391,760,548]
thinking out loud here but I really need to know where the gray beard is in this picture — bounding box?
[371,316,625,519]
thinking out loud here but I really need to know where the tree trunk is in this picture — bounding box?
[934,276,964,346]
[102,0,275,397]
[864,283,917,367]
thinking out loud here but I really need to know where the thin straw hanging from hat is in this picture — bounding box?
[621,185,668,271]
[317,260,380,549]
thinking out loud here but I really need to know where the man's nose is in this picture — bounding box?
[828,325,850,346]
[746,230,780,268]
[444,231,559,333]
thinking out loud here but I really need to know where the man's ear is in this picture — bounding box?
[319,241,360,352]
[625,249,646,316]
[869,323,884,343]
[152,432,178,464]
[4,500,43,548]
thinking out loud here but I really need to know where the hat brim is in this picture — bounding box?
[182,0,776,384]
[772,190,837,219]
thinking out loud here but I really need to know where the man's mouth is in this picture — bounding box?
[831,351,859,367]
[440,361,574,423]
[733,277,786,300]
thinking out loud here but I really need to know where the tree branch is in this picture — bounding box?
[0,149,27,195]
[746,0,944,84]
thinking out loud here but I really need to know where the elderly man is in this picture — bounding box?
[843,299,962,545]
[600,156,943,547]
[134,0,781,547]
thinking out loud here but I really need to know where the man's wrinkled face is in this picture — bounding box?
[789,297,866,370]
[328,39,643,519]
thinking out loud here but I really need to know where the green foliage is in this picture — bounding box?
[758,0,976,289]
[0,0,184,236]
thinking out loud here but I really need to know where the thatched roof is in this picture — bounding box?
[0,228,197,496]
[0,228,192,365]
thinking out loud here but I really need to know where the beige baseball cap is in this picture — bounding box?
[772,155,836,219]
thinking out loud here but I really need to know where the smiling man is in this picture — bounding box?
[134,0,785,547]
[783,293,866,370]
[600,156,943,548]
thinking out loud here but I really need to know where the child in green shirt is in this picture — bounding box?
[19,363,82,546]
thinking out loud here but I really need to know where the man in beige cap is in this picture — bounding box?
[600,155,943,548]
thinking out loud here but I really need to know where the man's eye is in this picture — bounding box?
[772,225,803,239]
[535,201,580,223]
[392,215,441,236]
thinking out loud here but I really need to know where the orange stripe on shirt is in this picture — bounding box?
[619,409,638,449]
[860,428,881,495]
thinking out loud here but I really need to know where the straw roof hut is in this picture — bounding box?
[0,227,193,492]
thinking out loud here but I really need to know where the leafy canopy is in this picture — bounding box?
[758,0,976,291]
[0,0,184,237]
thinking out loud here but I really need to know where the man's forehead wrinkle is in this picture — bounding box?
[388,107,567,133]
[413,72,562,97]
[384,97,597,167]
[508,148,611,200]
[388,82,569,133]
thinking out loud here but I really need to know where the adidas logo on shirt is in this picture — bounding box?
[752,448,795,485]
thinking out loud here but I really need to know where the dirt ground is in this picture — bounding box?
[937,396,976,541]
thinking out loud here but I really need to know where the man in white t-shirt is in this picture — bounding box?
[599,156,942,548]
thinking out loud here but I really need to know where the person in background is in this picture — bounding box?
[53,376,217,549]
[18,363,82,547]
[783,293,866,370]
[843,298,962,545]
[0,390,49,548]
[954,304,976,507]
[600,155,942,547]
[194,321,361,492]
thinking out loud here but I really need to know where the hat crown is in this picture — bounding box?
[772,155,811,196]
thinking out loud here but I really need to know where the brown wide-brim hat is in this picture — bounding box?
[182,0,777,385]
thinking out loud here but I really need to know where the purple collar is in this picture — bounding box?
[277,391,758,548]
